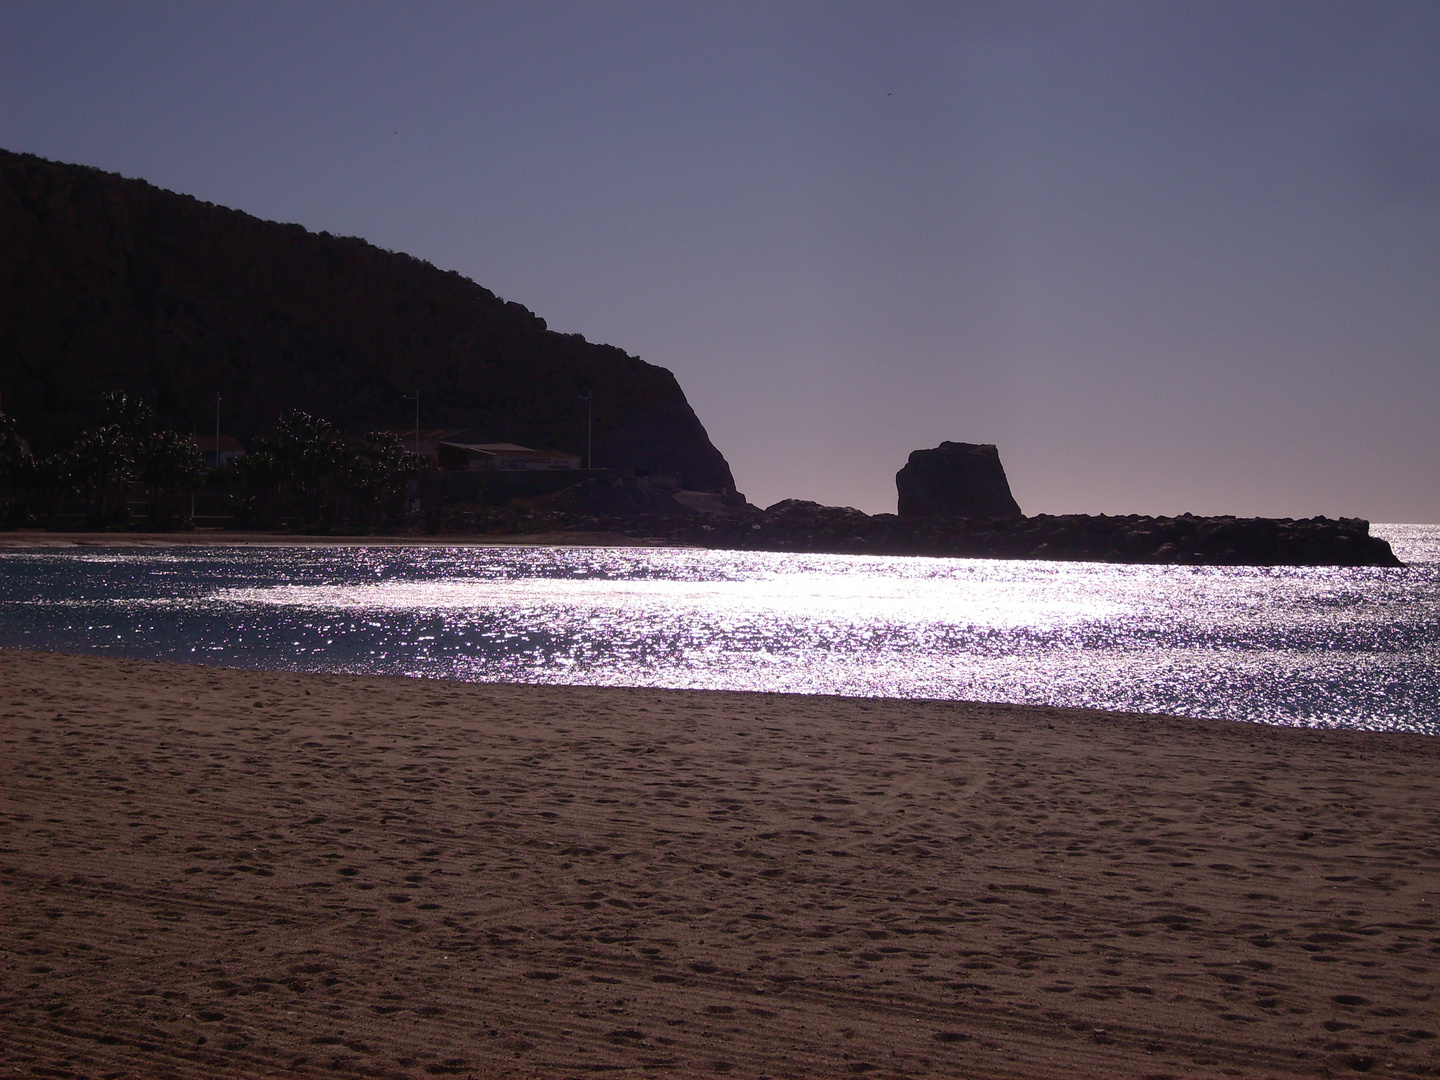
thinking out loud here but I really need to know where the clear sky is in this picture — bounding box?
[3,1,1437,519]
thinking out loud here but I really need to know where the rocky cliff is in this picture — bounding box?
[896,441,1022,519]
[0,149,736,492]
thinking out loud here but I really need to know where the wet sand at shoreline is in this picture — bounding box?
[2,649,1438,1079]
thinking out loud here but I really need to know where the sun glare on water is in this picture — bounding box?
[210,569,1127,631]
[1,530,1436,732]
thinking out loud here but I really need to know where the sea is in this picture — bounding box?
[1,524,1436,735]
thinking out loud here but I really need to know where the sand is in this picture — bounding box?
[2,650,1438,1080]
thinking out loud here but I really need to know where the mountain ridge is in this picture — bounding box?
[0,148,737,492]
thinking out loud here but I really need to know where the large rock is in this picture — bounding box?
[896,442,1022,519]
[0,149,736,492]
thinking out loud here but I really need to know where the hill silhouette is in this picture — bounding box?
[0,149,736,492]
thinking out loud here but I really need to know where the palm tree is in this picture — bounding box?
[0,412,31,526]
[247,411,347,529]
[134,428,203,529]
[344,432,416,529]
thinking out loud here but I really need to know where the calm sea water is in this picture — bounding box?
[1,524,1436,734]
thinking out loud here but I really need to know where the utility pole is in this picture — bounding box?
[215,392,221,470]
[579,391,593,470]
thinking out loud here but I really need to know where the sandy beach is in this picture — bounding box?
[2,650,1438,1079]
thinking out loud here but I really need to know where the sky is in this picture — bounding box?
[2,1,1438,520]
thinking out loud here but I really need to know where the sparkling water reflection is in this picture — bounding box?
[0,524,1436,733]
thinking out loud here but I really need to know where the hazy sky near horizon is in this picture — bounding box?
[3,1,1438,519]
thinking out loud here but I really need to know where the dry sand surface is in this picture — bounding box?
[2,649,1438,1080]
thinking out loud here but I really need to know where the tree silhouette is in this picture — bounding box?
[343,432,417,529]
[0,411,31,526]
[7,396,418,533]
[67,423,134,526]
[134,428,203,529]
[237,412,416,531]
[20,392,204,529]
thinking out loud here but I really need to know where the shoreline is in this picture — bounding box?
[0,528,677,549]
[3,648,1437,1079]
[0,515,1413,567]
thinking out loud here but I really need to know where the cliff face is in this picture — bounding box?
[0,149,736,492]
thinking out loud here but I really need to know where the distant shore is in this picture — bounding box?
[0,513,1406,567]
[0,528,673,549]
[4,648,1437,1079]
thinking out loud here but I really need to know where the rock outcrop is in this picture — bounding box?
[896,442,1021,519]
[0,149,737,492]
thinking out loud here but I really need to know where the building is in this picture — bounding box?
[437,441,581,472]
[389,429,472,463]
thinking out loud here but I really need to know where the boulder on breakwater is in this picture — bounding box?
[896,442,1022,519]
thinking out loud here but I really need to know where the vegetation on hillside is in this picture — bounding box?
[0,394,416,532]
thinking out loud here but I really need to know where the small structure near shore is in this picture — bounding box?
[437,441,580,472]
